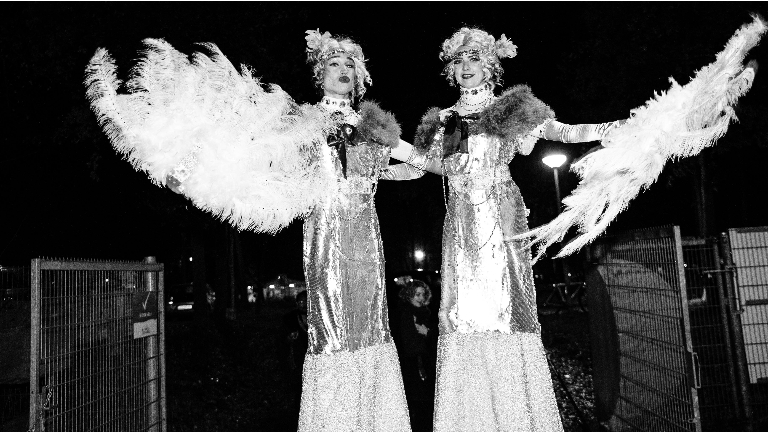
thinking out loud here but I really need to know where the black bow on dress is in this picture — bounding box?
[442,111,479,158]
[327,123,365,178]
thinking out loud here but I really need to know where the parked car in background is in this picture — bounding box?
[166,282,215,317]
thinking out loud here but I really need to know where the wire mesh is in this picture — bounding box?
[727,227,768,430]
[592,226,700,432]
[1,266,31,431]
[29,259,165,432]
[682,238,740,431]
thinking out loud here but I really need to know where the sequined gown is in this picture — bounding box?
[297,100,414,432]
[427,121,564,432]
[407,84,622,431]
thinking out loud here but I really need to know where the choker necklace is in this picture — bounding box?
[320,96,360,125]
[457,82,494,113]
[321,96,354,110]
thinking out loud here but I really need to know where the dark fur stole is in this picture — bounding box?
[412,86,555,150]
[413,107,443,150]
[357,101,401,147]
[476,85,555,142]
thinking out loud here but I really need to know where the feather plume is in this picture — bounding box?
[518,15,766,262]
[85,38,337,234]
[357,101,402,147]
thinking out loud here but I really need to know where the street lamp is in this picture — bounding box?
[542,154,567,213]
[414,249,425,261]
[414,249,425,272]
[542,154,569,285]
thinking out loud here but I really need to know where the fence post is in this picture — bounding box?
[718,232,754,432]
[143,256,159,432]
[28,259,41,431]
[710,237,744,420]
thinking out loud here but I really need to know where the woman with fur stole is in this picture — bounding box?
[394,28,624,431]
[295,29,421,432]
[85,28,422,432]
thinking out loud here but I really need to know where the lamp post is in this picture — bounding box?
[542,154,567,213]
[414,249,425,271]
[542,154,568,285]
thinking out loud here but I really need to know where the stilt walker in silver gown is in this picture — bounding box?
[296,30,420,432]
[403,28,625,432]
[390,18,763,431]
[84,28,424,432]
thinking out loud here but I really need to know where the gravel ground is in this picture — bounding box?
[165,301,597,432]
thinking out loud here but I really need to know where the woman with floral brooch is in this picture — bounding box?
[85,28,422,432]
[393,28,626,432]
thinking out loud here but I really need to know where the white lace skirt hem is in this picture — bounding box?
[298,341,412,432]
[433,331,564,432]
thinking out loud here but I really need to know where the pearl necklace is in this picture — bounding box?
[456,82,494,114]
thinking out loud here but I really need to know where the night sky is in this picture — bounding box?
[2,2,767,283]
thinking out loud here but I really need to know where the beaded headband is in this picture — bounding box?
[446,49,491,63]
[321,48,358,62]
[439,28,517,63]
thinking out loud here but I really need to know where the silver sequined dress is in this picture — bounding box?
[297,101,413,432]
[418,103,565,432]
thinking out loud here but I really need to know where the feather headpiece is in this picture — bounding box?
[306,29,372,98]
[440,28,517,62]
[439,27,517,86]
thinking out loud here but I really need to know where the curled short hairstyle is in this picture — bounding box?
[439,27,517,88]
[398,279,432,306]
[306,29,372,100]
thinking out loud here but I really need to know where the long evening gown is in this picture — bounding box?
[426,118,564,432]
[408,84,620,431]
[298,99,415,432]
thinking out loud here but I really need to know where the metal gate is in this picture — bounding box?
[588,226,702,431]
[29,257,166,432]
[680,236,740,431]
[724,227,768,430]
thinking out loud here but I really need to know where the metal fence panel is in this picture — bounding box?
[682,237,741,431]
[591,226,701,432]
[28,258,165,432]
[727,227,768,430]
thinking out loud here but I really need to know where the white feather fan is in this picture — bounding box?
[519,15,766,262]
[85,39,337,234]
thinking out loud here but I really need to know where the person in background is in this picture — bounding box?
[397,279,434,432]
[282,290,309,415]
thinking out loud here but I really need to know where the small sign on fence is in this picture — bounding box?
[132,291,158,339]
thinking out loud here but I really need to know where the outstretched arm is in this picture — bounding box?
[538,119,626,143]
